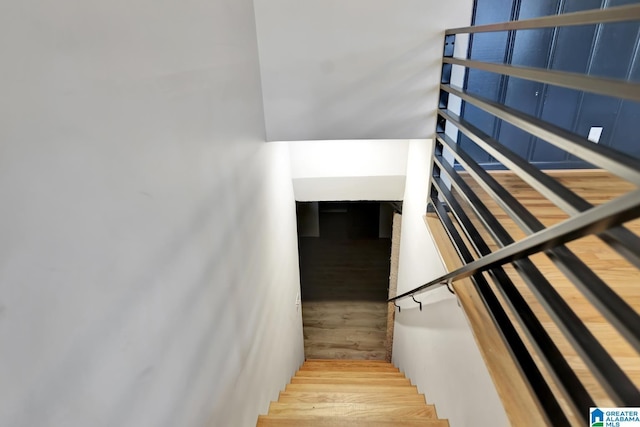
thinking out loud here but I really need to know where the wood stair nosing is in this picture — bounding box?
[299,366,400,373]
[277,391,427,404]
[267,402,438,418]
[284,384,420,393]
[303,359,395,367]
[256,416,450,426]
[305,359,391,363]
[302,362,395,367]
[290,377,412,385]
[294,370,405,378]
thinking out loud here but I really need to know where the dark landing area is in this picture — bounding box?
[297,201,392,303]
[298,238,390,302]
[296,201,394,359]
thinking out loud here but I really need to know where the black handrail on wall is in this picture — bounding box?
[388,4,640,425]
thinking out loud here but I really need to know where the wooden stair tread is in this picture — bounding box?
[303,361,394,367]
[257,416,449,426]
[257,360,448,427]
[291,377,411,385]
[295,370,404,378]
[285,384,419,393]
[278,391,427,404]
[300,365,399,372]
[267,402,437,418]
[305,359,391,363]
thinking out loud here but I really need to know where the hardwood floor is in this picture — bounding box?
[299,238,391,360]
[431,169,640,425]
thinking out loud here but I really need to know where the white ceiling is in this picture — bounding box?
[253,0,474,141]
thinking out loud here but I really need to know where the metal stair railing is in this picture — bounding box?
[388,4,640,425]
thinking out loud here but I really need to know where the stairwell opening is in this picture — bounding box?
[295,201,401,361]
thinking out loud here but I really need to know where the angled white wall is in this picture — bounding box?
[254,0,475,141]
[392,140,509,427]
[288,139,409,201]
[0,1,303,426]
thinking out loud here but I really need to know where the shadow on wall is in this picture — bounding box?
[393,292,462,331]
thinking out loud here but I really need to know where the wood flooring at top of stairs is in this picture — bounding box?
[256,360,449,427]
[426,169,640,426]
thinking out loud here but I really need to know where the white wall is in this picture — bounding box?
[288,139,408,201]
[254,0,475,141]
[0,2,303,427]
[392,140,509,427]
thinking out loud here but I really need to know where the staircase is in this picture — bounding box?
[256,359,449,426]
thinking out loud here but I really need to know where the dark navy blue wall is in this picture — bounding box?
[459,0,640,169]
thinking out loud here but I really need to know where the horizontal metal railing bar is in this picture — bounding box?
[438,109,588,214]
[431,181,481,258]
[438,107,640,270]
[430,195,475,267]
[432,175,594,415]
[436,133,543,232]
[435,132,640,356]
[433,157,515,247]
[431,16,640,415]
[433,155,640,406]
[442,58,640,102]
[446,4,640,35]
[554,240,640,333]
[601,227,640,271]
[431,199,569,425]
[433,156,517,247]
[410,138,640,366]
[440,84,640,185]
[389,188,640,300]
